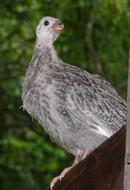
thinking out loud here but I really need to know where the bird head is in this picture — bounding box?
[36,16,64,47]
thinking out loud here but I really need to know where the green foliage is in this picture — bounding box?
[0,0,129,189]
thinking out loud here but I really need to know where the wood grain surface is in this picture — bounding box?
[52,125,126,190]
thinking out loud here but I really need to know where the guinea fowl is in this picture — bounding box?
[22,16,127,188]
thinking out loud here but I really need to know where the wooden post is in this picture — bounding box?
[124,48,130,190]
[53,125,126,190]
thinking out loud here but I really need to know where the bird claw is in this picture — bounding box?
[50,176,60,190]
[50,166,72,189]
[59,175,63,181]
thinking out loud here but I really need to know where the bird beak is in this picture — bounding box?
[52,22,64,32]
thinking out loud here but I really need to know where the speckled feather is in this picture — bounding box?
[22,17,126,156]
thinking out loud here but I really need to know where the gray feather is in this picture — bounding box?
[22,17,127,156]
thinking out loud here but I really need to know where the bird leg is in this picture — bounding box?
[73,148,89,165]
[50,148,89,189]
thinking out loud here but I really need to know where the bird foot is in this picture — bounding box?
[50,166,72,189]
[50,148,89,189]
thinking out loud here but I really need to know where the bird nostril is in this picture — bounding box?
[56,20,63,25]
[53,21,64,31]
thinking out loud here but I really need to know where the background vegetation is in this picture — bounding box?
[0,0,129,189]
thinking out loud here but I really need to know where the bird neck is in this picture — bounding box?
[36,38,53,48]
[34,44,59,65]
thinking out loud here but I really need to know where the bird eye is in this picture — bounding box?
[44,20,49,26]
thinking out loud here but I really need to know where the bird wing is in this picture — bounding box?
[53,63,126,138]
[65,78,113,138]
